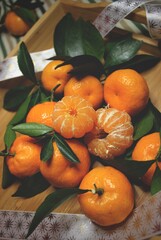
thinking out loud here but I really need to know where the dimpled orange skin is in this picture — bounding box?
[40,139,91,188]
[104,69,149,116]
[5,11,30,36]
[132,132,161,186]
[64,75,104,109]
[41,60,73,95]
[78,166,134,227]
[26,101,56,128]
[6,135,41,178]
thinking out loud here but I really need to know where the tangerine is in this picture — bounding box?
[26,101,55,128]
[6,135,41,178]
[41,60,73,95]
[4,11,30,36]
[64,75,104,109]
[104,69,149,116]
[84,107,134,160]
[132,132,161,186]
[52,95,96,139]
[78,166,134,226]
[40,139,91,188]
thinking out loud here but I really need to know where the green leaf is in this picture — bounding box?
[151,165,161,195]
[12,172,50,198]
[18,42,37,84]
[28,88,41,108]
[26,188,89,238]
[155,129,161,161]
[98,158,155,180]
[104,37,142,68]
[56,55,105,78]
[4,125,16,150]
[54,13,104,60]
[12,123,53,137]
[40,136,54,162]
[106,55,160,74]
[80,19,105,60]
[54,132,80,163]
[3,85,33,111]
[10,93,32,125]
[14,7,37,26]
[54,13,74,57]
[133,104,154,140]
[2,158,16,189]
[149,101,161,131]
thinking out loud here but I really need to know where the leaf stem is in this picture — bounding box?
[91,184,104,196]
[50,84,61,102]
[0,151,15,157]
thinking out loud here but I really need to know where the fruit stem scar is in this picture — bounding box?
[69,108,77,116]
[91,183,104,196]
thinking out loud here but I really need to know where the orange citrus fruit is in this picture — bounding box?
[52,95,96,139]
[40,139,91,188]
[132,132,161,186]
[41,60,73,95]
[64,75,104,109]
[104,69,149,116]
[6,135,41,178]
[78,166,134,226]
[84,107,134,160]
[26,101,55,128]
[4,11,30,36]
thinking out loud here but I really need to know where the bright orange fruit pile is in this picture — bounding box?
[6,60,153,227]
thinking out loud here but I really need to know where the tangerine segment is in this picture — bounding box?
[84,108,134,160]
[52,96,96,138]
[78,166,134,226]
[26,101,56,128]
[6,135,41,178]
[104,69,149,116]
[40,140,91,188]
[132,132,161,186]
[64,75,104,109]
[41,60,73,94]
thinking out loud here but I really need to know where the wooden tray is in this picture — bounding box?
[0,1,161,239]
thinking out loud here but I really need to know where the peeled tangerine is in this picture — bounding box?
[84,107,134,160]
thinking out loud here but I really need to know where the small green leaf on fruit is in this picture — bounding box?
[40,136,54,162]
[14,7,37,26]
[54,132,80,163]
[133,105,154,140]
[4,125,16,150]
[12,123,53,137]
[151,165,161,195]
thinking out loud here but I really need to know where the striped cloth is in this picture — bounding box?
[0,0,147,62]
